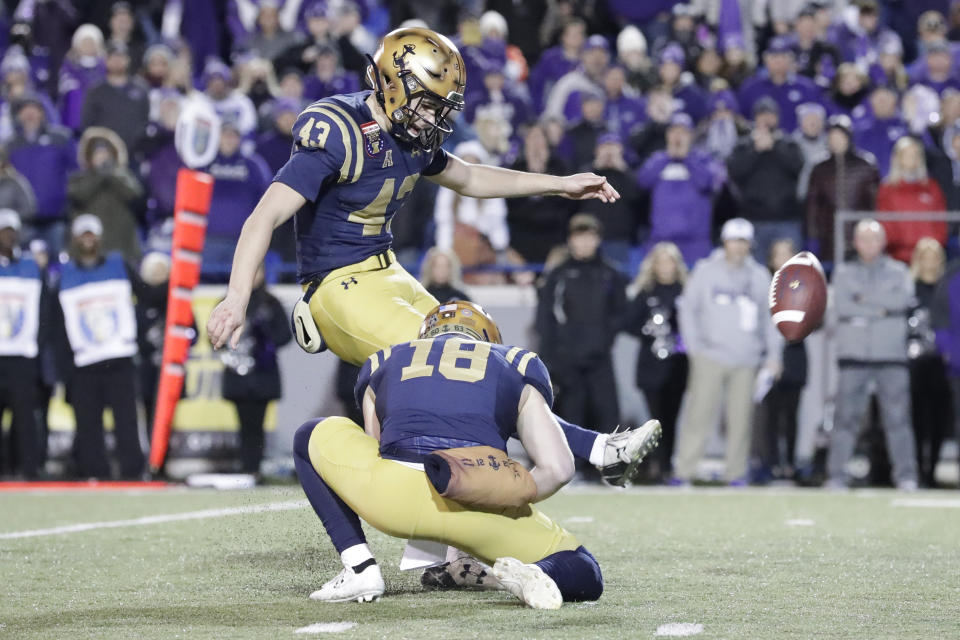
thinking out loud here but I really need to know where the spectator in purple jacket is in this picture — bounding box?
[909,40,960,97]
[256,97,298,175]
[202,59,258,138]
[831,0,902,69]
[464,62,534,136]
[302,44,359,101]
[738,35,821,132]
[657,42,707,123]
[544,33,610,123]
[57,24,107,132]
[0,50,59,143]
[529,17,585,112]
[137,90,182,232]
[826,63,871,121]
[791,4,841,89]
[637,112,726,265]
[5,95,76,256]
[598,65,645,138]
[161,0,221,82]
[854,85,909,178]
[202,121,272,279]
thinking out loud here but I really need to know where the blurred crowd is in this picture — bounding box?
[1,0,960,485]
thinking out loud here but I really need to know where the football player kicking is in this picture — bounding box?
[207,27,658,583]
[293,302,652,607]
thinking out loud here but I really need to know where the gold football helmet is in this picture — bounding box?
[418,301,502,344]
[366,27,466,151]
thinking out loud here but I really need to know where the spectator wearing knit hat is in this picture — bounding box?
[853,85,909,178]
[805,115,880,262]
[697,89,748,161]
[727,97,805,260]
[637,112,726,265]
[58,24,107,132]
[656,42,707,123]
[6,95,76,257]
[578,132,644,266]
[791,4,841,88]
[909,39,960,97]
[0,49,59,143]
[202,59,258,138]
[737,35,822,132]
[557,91,608,173]
[302,43,359,101]
[616,25,657,94]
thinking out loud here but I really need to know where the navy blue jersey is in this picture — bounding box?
[354,334,553,459]
[273,91,449,283]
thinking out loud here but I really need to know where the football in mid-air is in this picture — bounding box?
[769,251,827,342]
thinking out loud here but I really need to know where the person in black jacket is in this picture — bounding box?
[535,214,627,432]
[506,124,576,264]
[625,241,688,481]
[727,98,805,262]
[757,240,808,482]
[220,264,291,476]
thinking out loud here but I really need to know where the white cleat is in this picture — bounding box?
[492,557,563,610]
[599,420,662,487]
[309,564,385,603]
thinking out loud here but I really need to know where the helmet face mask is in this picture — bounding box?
[419,301,502,344]
[367,27,466,152]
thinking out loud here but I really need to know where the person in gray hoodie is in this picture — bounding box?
[826,219,919,490]
[674,218,783,484]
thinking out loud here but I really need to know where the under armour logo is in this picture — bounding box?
[341,277,358,290]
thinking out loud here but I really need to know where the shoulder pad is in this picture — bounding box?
[293,100,365,183]
[501,347,554,408]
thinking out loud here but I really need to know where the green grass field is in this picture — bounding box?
[1,485,958,639]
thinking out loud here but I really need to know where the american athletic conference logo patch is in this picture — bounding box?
[361,121,383,157]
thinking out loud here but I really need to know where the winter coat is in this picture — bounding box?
[80,77,150,153]
[832,255,913,365]
[678,249,782,368]
[505,156,576,263]
[727,134,804,222]
[737,72,823,132]
[0,168,37,222]
[535,254,628,367]
[6,123,76,220]
[875,179,947,264]
[205,149,272,238]
[626,281,687,390]
[805,151,879,261]
[637,150,726,264]
[67,128,144,263]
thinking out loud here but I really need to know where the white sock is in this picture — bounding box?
[340,544,374,570]
[588,434,609,467]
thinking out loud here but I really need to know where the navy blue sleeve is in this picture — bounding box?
[422,147,449,176]
[521,354,554,408]
[273,108,346,202]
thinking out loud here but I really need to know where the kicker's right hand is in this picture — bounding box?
[207,293,248,350]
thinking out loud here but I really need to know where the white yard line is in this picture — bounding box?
[655,622,704,636]
[295,622,357,634]
[0,499,308,540]
[891,498,960,509]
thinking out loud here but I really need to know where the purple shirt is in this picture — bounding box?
[737,71,824,132]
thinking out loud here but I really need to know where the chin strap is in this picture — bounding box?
[365,53,386,111]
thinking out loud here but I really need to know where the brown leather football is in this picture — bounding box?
[768,251,827,342]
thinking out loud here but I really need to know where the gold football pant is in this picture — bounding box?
[306,416,581,565]
[304,251,439,366]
